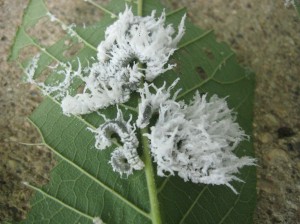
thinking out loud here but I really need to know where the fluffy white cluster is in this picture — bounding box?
[88,108,144,176]
[136,79,180,128]
[61,6,186,115]
[145,92,256,193]
[28,7,185,116]
[61,61,142,115]
[97,6,186,81]
[26,7,187,177]
[25,6,255,191]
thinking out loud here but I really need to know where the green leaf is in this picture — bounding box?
[294,1,300,16]
[11,0,256,223]
[9,0,48,60]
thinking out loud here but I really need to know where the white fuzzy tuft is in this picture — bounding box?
[147,92,256,193]
[137,79,180,128]
[61,61,142,115]
[60,7,185,115]
[25,7,255,187]
[28,7,185,116]
[97,6,186,81]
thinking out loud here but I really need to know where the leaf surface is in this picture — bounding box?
[11,0,256,223]
[295,1,300,16]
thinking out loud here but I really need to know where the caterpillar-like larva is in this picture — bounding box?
[89,108,144,175]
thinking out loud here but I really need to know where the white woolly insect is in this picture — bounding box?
[61,61,143,115]
[29,7,186,117]
[26,6,255,188]
[88,108,144,172]
[136,78,181,128]
[146,92,256,194]
[62,7,185,115]
[97,6,186,81]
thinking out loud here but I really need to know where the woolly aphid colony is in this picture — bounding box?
[26,7,255,193]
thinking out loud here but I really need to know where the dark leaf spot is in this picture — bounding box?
[63,42,84,58]
[195,66,207,80]
[203,48,214,60]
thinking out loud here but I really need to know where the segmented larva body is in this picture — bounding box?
[110,149,133,176]
[89,108,144,175]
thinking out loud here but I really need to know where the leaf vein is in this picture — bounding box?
[178,29,213,49]
[166,7,186,17]
[179,186,208,224]
[212,75,246,85]
[157,177,170,194]
[218,168,253,224]
[51,16,98,51]
[24,182,94,221]
[169,180,193,202]
[28,117,151,220]
[84,0,117,18]
[176,52,235,100]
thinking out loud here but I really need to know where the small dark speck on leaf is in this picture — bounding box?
[203,48,215,60]
[1,36,7,41]
[277,127,295,138]
[195,66,207,80]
